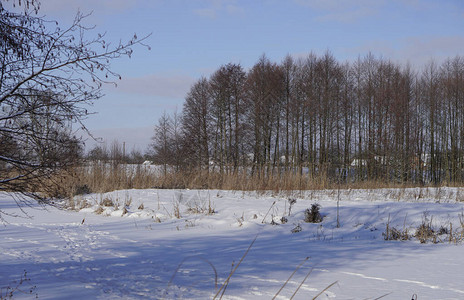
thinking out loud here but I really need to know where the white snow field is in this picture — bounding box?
[1,188,464,299]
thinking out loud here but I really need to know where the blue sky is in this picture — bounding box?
[26,0,464,152]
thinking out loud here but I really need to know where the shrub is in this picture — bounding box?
[291,224,302,233]
[101,197,114,207]
[383,226,410,241]
[122,207,128,216]
[304,204,323,223]
[95,206,104,215]
[0,270,37,299]
[415,222,435,243]
[73,184,91,196]
[287,198,297,216]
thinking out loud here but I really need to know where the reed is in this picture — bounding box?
[47,163,454,200]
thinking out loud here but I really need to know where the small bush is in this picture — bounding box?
[73,184,91,195]
[124,197,132,207]
[383,213,464,244]
[77,199,91,210]
[95,206,104,215]
[65,198,75,210]
[122,207,128,216]
[304,204,323,223]
[173,201,181,219]
[291,224,302,233]
[383,226,409,241]
[0,270,37,299]
[270,217,279,225]
[185,192,216,215]
[101,197,114,207]
[438,225,449,235]
[288,198,297,216]
[415,222,435,243]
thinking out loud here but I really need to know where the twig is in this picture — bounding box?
[290,267,313,300]
[213,235,258,299]
[272,256,310,300]
[311,281,338,300]
[163,256,217,299]
[220,261,235,299]
[372,292,393,299]
[262,201,276,223]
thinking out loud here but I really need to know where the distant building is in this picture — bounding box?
[350,158,367,167]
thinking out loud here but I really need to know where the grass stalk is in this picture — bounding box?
[272,256,310,300]
[289,267,314,300]
[262,201,276,224]
[164,256,217,300]
[213,235,258,300]
[311,281,338,300]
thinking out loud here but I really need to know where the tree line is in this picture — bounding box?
[151,52,464,185]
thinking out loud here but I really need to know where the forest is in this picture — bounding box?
[151,52,464,186]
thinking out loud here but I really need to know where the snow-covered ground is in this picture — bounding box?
[1,187,464,299]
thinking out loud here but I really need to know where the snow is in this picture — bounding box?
[1,187,464,299]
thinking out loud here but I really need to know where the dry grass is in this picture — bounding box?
[383,212,464,244]
[211,236,336,300]
[44,162,464,201]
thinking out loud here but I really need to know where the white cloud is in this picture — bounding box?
[294,0,463,23]
[193,8,217,19]
[38,0,139,15]
[344,35,464,69]
[314,6,376,22]
[295,0,378,10]
[226,4,245,15]
[401,36,464,66]
[193,0,244,19]
[6,0,145,27]
[294,0,384,22]
[115,73,196,99]
[81,126,154,152]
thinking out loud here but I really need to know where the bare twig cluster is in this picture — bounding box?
[0,2,149,207]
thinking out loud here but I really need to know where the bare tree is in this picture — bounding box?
[0,1,149,205]
[87,144,110,162]
[209,63,246,175]
[210,66,231,175]
[295,53,317,176]
[244,54,283,177]
[420,60,442,184]
[280,55,296,173]
[182,78,212,171]
[150,112,174,176]
[441,56,464,183]
[160,51,464,187]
